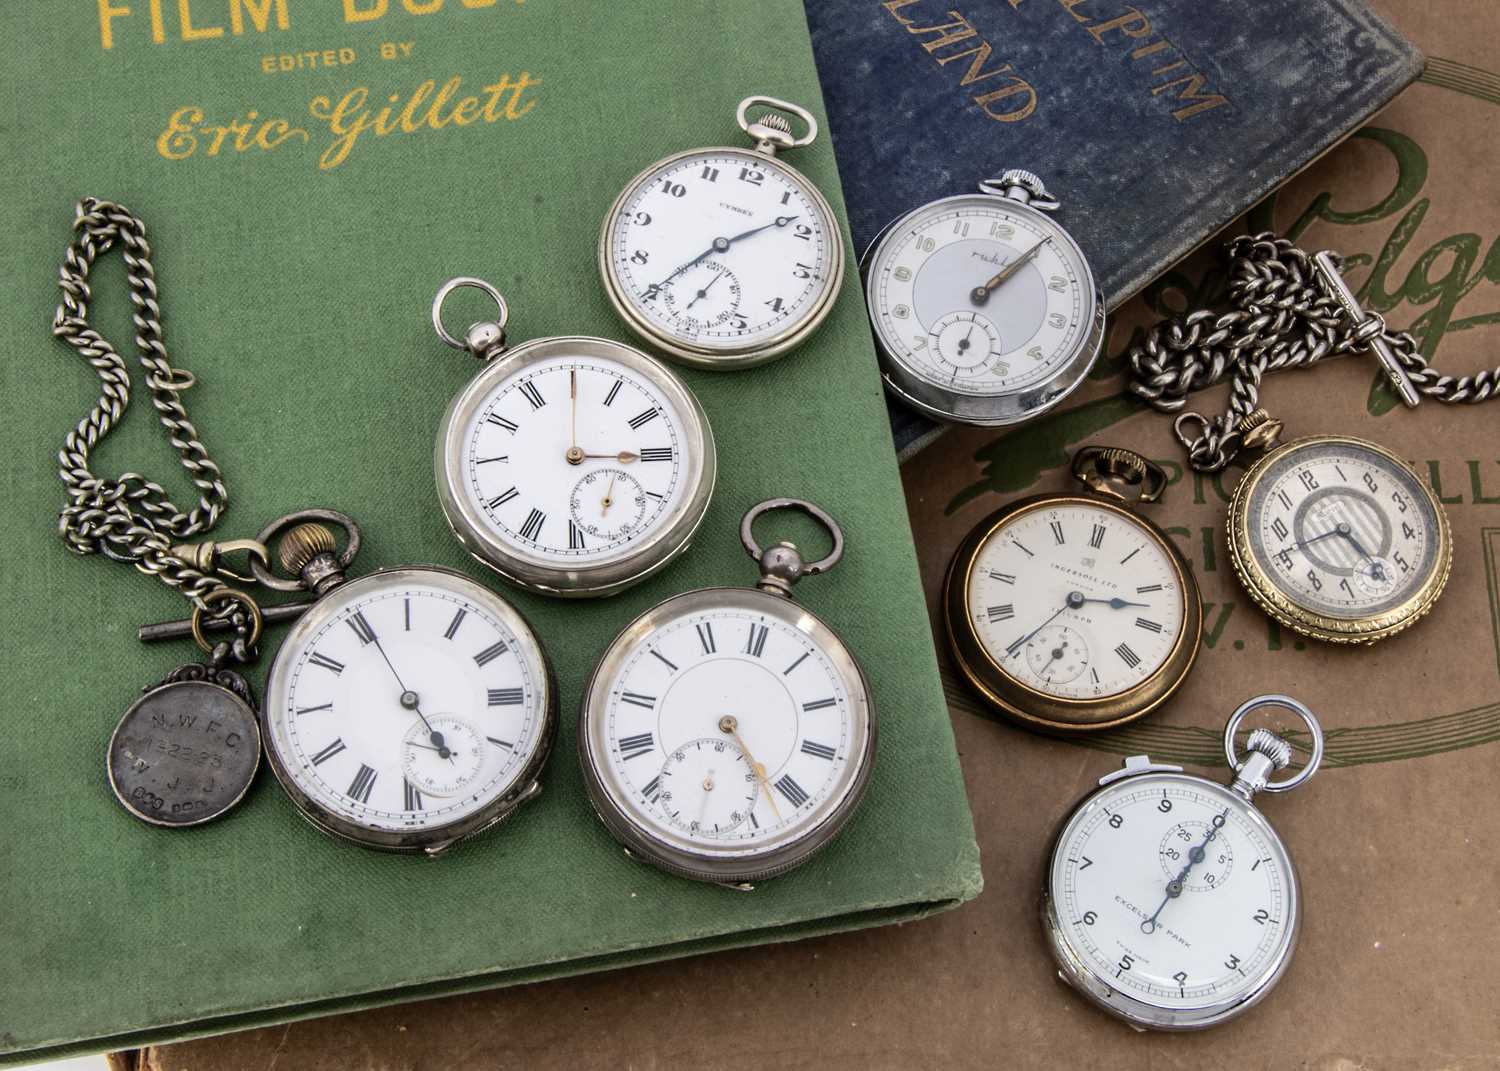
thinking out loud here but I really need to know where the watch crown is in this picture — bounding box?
[1245,728,1293,771]
[278,522,337,576]
[1236,408,1284,451]
[756,111,792,135]
[980,169,1060,211]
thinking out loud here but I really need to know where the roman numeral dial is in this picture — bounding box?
[962,501,1188,702]
[456,357,700,565]
[264,572,551,844]
[585,596,872,867]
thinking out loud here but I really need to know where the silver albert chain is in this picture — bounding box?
[1127,233,1499,472]
[54,198,302,827]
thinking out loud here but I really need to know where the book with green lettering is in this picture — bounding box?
[0,2,980,1063]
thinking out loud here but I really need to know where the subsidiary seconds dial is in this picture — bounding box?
[599,97,845,368]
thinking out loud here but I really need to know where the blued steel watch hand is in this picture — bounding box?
[685,269,726,311]
[649,216,800,295]
[1078,595,1150,609]
[1007,591,1086,657]
[971,238,1048,304]
[1141,809,1227,934]
[370,638,451,758]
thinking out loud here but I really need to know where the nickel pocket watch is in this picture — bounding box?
[944,447,1202,734]
[862,169,1105,426]
[430,277,717,598]
[1127,236,1467,644]
[598,96,845,369]
[1043,694,1325,1031]
[578,499,876,887]
[252,511,557,854]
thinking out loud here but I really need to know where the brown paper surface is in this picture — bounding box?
[141,0,1500,1066]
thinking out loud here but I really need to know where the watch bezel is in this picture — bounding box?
[598,145,845,370]
[261,566,559,854]
[577,585,877,885]
[861,191,1105,426]
[1227,434,1452,644]
[944,493,1202,733]
[435,336,717,599]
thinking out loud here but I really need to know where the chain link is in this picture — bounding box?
[1126,232,1499,472]
[53,198,233,613]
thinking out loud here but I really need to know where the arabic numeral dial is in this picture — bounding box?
[608,149,835,353]
[1050,775,1295,1012]
[868,194,1096,397]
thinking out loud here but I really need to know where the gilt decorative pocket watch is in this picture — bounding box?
[945,447,1201,734]
[1128,236,1470,643]
[431,277,716,598]
[598,96,845,369]
[578,499,876,887]
[862,170,1105,425]
[1043,694,1324,1030]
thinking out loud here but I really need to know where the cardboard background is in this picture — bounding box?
[139,0,1500,1065]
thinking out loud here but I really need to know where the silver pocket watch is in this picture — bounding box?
[1043,695,1325,1030]
[148,510,560,854]
[862,170,1105,425]
[431,278,717,598]
[579,499,876,887]
[599,96,845,369]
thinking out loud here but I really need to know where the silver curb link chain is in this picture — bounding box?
[53,198,230,609]
[1126,232,1499,472]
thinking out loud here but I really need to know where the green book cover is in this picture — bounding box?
[0,1,980,1062]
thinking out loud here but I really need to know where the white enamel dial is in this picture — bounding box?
[459,354,688,563]
[583,590,873,864]
[868,194,1096,396]
[966,502,1187,699]
[264,569,550,842]
[1050,774,1296,1012]
[605,148,839,357]
[1244,440,1442,619]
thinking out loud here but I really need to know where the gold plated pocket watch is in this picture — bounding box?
[1223,416,1451,644]
[598,96,845,370]
[945,447,1202,734]
[1127,237,1463,644]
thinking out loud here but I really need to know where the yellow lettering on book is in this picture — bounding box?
[98,0,131,48]
[1152,72,1229,120]
[229,0,288,35]
[1086,7,1153,43]
[402,0,445,12]
[177,0,225,40]
[975,77,1036,122]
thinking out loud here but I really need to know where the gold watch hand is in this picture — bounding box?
[600,472,618,516]
[972,238,1048,304]
[578,450,639,463]
[570,368,578,451]
[718,715,781,823]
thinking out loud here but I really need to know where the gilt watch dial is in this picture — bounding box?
[1243,439,1443,619]
[966,502,1187,700]
[867,193,1097,397]
[604,148,840,358]
[263,569,552,845]
[581,588,874,877]
[1050,774,1296,1015]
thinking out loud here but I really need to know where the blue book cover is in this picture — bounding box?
[803,0,1423,455]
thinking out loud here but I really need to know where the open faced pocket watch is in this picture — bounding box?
[944,447,1202,734]
[1128,236,1466,643]
[1223,417,1451,644]
[578,499,876,887]
[598,96,845,369]
[151,511,560,854]
[1043,694,1325,1030]
[430,277,716,598]
[862,170,1105,425]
